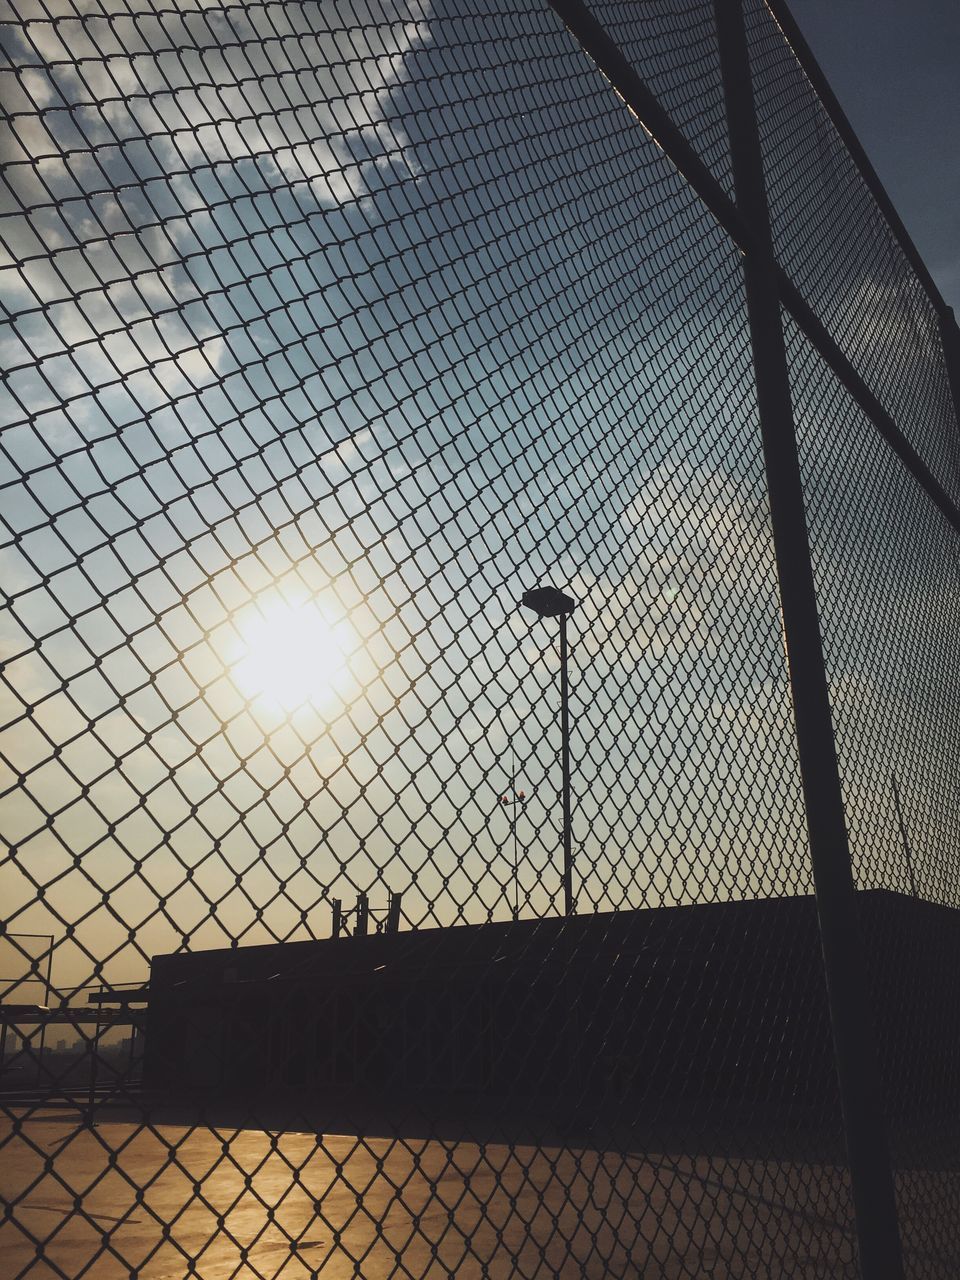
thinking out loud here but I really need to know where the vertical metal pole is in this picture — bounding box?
[712,2,904,1275]
[936,307,960,466]
[37,938,52,1085]
[890,772,918,899]
[510,743,520,921]
[559,614,574,917]
[513,797,520,922]
[87,994,102,1127]
[332,899,343,939]
[356,894,369,938]
[934,309,960,910]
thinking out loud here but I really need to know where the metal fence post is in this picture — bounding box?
[938,307,960,468]
[559,613,574,917]
[386,892,402,935]
[712,1,904,1275]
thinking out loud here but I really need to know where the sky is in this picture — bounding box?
[1,0,957,996]
[788,0,960,312]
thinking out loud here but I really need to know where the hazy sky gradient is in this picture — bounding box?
[788,0,960,311]
[1,0,956,997]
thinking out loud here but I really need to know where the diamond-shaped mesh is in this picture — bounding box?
[584,0,735,195]
[744,0,960,507]
[1,0,959,1277]
[786,316,960,906]
[787,317,960,1277]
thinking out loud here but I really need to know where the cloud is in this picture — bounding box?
[6,0,429,202]
[1,1,431,428]
[840,273,943,365]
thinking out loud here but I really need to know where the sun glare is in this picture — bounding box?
[232,597,351,713]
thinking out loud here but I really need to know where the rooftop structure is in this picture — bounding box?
[145,891,959,1142]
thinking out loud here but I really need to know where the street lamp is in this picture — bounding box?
[521,586,577,917]
[499,739,527,922]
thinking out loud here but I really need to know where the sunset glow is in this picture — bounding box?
[232,598,352,713]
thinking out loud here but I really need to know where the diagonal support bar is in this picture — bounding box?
[545,0,749,250]
[780,277,960,531]
[545,0,960,542]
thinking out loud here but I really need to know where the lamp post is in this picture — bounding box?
[521,586,577,917]
[499,741,527,921]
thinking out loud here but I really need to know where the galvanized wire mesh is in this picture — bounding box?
[744,0,960,506]
[786,315,960,907]
[2,0,959,1277]
[787,317,960,1278]
[584,0,735,194]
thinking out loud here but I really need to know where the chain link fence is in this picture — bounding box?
[1,0,958,1276]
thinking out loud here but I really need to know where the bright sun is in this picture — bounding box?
[232,597,351,713]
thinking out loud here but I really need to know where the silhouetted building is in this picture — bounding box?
[145,891,960,1138]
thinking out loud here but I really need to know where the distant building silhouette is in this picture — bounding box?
[145,892,958,1139]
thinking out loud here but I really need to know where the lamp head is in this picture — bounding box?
[521,587,576,618]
